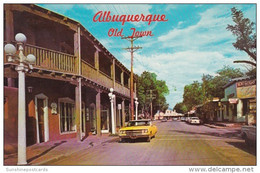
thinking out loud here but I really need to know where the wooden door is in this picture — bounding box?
[37,99,45,143]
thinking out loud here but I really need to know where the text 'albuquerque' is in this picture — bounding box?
[93,11,168,25]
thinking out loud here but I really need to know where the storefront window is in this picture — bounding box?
[59,98,76,133]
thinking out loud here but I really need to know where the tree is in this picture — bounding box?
[202,65,244,99]
[182,81,203,111]
[227,7,256,67]
[175,65,244,112]
[174,102,187,114]
[137,71,169,114]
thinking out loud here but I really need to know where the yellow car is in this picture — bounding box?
[119,119,157,142]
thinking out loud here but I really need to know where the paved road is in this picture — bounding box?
[49,121,256,166]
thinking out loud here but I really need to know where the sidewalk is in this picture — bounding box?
[4,134,118,166]
[204,122,244,129]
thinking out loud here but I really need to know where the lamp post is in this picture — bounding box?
[108,88,116,134]
[135,98,139,120]
[4,33,36,165]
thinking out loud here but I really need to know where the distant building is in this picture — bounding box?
[154,109,183,120]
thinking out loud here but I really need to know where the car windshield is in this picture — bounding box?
[191,117,199,120]
[127,121,150,126]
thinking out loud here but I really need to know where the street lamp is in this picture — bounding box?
[4,33,36,165]
[135,97,139,120]
[108,88,116,134]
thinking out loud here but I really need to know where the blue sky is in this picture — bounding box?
[38,3,256,109]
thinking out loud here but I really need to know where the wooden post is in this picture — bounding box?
[122,99,125,127]
[5,6,14,42]
[74,26,81,74]
[74,26,82,141]
[94,46,100,71]
[75,79,82,141]
[96,90,101,136]
[121,71,124,85]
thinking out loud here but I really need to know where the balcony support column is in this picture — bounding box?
[75,78,82,141]
[96,89,101,136]
[94,46,100,71]
[121,71,124,85]
[74,26,81,75]
[5,6,14,42]
[122,99,125,127]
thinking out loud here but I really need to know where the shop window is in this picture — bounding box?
[59,98,76,133]
[243,99,249,116]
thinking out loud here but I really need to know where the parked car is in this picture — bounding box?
[189,117,200,125]
[185,117,191,123]
[161,118,167,122]
[119,119,157,142]
[180,117,186,121]
[241,125,256,146]
[173,117,178,121]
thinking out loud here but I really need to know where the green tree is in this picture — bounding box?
[227,7,256,67]
[202,65,244,99]
[176,65,244,112]
[174,102,187,114]
[182,81,203,111]
[137,71,169,114]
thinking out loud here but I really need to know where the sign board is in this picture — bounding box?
[237,85,256,99]
[237,79,256,87]
[228,98,238,104]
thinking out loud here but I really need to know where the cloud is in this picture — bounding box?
[158,5,234,52]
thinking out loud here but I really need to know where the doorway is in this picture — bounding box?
[37,99,45,142]
[101,110,109,133]
[35,93,49,143]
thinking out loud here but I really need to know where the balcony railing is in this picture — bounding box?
[4,42,130,97]
[24,44,78,74]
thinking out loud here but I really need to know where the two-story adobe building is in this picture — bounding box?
[4,4,136,153]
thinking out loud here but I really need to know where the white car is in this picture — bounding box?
[189,117,200,125]
[241,125,256,146]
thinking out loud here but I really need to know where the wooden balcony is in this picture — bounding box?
[81,60,130,97]
[24,44,78,74]
[4,43,131,97]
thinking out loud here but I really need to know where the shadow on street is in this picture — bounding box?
[169,129,241,138]
[27,140,67,164]
[226,141,256,156]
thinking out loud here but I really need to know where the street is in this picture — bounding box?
[48,121,256,166]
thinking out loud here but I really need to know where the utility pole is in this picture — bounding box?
[122,36,142,120]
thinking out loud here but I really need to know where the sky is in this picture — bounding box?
[38,3,256,109]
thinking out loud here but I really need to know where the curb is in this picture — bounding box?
[203,124,225,129]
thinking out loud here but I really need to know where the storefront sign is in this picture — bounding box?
[228,98,238,104]
[237,85,256,98]
[51,102,57,114]
[237,79,256,87]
